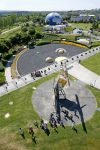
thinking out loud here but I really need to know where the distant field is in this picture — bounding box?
[71,23,92,30]
[81,53,100,75]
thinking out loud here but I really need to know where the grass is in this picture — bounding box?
[91,41,100,48]
[93,31,100,36]
[0,28,21,40]
[59,34,77,41]
[71,23,92,30]
[43,34,60,41]
[81,53,100,75]
[1,26,20,34]
[0,71,5,83]
[0,72,100,150]
[64,26,74,32]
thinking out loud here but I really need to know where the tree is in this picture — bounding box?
[21,33,31,44]
[92,20,99,29]
[28,40,35,49]
[34,32,43,39]
[21,26,28,32]
[0,61,4,72]
[10,33,22,45]
[0,42,9,53]
[28,26,35,36]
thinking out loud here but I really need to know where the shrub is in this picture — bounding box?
[36,41,51,46]
[0,62,4,72]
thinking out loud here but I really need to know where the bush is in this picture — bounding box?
[0,62,4,72]
[0,71,5,85]
[91,41,100,48]
[36,41,51,46]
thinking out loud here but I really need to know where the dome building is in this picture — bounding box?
[44,12,66,33]
[45,12,62,25]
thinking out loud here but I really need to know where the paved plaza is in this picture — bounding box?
[17,43,87,76]
[32,79,96,126]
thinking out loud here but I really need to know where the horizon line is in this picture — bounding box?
[0,8,99,12]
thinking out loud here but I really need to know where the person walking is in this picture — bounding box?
[19,128,25,139]
[28,126,34,136]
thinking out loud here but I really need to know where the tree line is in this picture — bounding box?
[0,12,46,31]
[0,23,43,71]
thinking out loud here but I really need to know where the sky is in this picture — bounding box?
[0,0,99,11]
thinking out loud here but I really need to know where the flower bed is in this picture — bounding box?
[61,41,88,49]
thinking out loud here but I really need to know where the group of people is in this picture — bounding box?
[49,113,65,133]
[40,119,50,136]
[19,125,37,144]
[61,108,78,133]
[30,69,48,79]
[19,111,78,142]
[61,109,74,122]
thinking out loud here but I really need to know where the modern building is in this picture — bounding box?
[73,28,83,34]
[45,12,62,25]
[70,14,95,22]
[44,12,67,33]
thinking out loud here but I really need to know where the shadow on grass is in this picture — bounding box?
[54,87,87,133]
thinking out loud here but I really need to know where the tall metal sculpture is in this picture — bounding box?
[53,62,70,120]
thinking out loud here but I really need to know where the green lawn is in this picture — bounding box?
[81,53,100,75]
[91,41,100,48]
[1,26,20,34]
[59,34,77,41]
[71,23,92,30]
[0,27,21,40]
[64,26,74,32]
[0,72,100,150]
[0,71,5,83]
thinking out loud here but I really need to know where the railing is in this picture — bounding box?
[0,46,100,97]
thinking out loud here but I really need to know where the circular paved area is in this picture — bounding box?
[17,43,87,76]
[32,79,96,125]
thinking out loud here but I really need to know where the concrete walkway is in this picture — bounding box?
[5,67,13,82]
[4,56,15,82]
[0,46,100,97]
[68,62,100,89]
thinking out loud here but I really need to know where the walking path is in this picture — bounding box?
[5,67,12,82]
[68,62,100,89]
[0,46,100,97]
[1,26,21,35]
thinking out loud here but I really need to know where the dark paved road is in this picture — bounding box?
[17,43,87,75]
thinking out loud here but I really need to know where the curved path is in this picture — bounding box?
[17,43,87,76]
[1,26,20,35]
[0,46,100,96]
